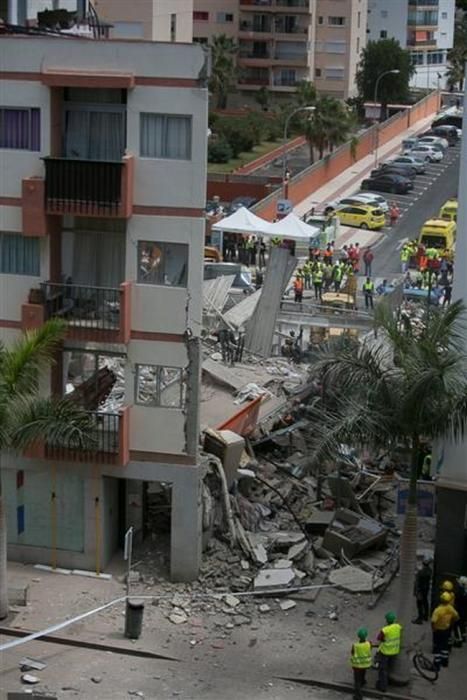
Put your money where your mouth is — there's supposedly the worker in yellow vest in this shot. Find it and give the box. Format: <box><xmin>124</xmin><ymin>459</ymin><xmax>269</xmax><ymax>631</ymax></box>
<box><xmin>350</xmin><ymin>627</ymin><xmax>372</xmax><ymax>700</ymax></box>
<box><xmin>376</xmin><ymin>611</ymin><xmax>402</xmax><ymax>692</ymax></box>
<box><xmin>432</xmin><ymin>592</ymin><xmax>459</xmax><ymax>670</ymax></box>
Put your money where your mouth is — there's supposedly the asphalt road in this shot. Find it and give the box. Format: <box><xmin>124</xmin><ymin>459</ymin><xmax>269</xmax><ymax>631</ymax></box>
<box><xmin>371</xmin><ymin>145</ymin><xmax>461</xmax><ymax>278</ymax></box>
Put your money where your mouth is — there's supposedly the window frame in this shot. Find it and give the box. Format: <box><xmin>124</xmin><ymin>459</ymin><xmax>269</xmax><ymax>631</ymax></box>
<box><xmin>137</xmin><ymin>240</ymin><xmax>189</xmax><ymax>288</ymax></box>
<box><xmin>139</xmin><ymin>112</ymin><xmax>192</xmax><ymax>161</ymax></box>
<box><xmin>135</xmin><ymin>364</ymin><xmax>187</xmax><ymax>409</ymax></box>
<box><xmin>0</xmin><ymin>232</ymin><xmax>40</xmax><ymax>276</ymax></box>
<box><xmin>0</xmin><ymin>106</ymin><xmax>41</xmax><ymax>151</ymax></box>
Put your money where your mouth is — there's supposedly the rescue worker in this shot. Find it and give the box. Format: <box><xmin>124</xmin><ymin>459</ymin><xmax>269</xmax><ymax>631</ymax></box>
<box><xmin>376</xmin><ymin>612</ymin><xmax>402</xmax><ymax>692</ymax></box>
<box><xmin>324</xmin><ymin>243</ymin><xmax>333</xmax><ymax>265</ymax></box>
<box><xmin>303</xmin><ymin>261</ymin><xmax>312</xmax><ymax>290</ymax></box>
<box><xmin>312</xmin><ymin>265</ymin><xmax>324</xmax><ymax>301</ymax></box>
<box><xmin>413</xmin><ymin>556</ymin><xmax>432</xmax><ymax>623</ymax></box>
<box><xmin>432</xmin><ymin>592</ymin><xmax>459</xmax><ymax>670</ymax></box>
<box><xmin>363</xmin><ymin>247</ymin><xmax>374</xmax><ymax>277</ymax></box>
<box><xmin>441</xmin><ymin>579</ymin><xmax>455</xmax><ymax>605</ymax></box>
<box><xmin>400</xmin><ymin>245</ymin><xmax>410</xmax><ymax>274</ymax></box>
<box><xmin>350</xmin><ymin>628</ymin><xmax>372</xmax><ymax>700</ymax></box>
<box><xmin>293</xmin><ymin>274</ymin><xmax>304</xmax><ymax>304</ymax></box>
<box><xmin>333</xmin><ymin>262</ymin><xmax>343</xmax><ymax>292</ymax></box>
<box><xmin>323</xmin><ymin>263</ymin><xmax>333</xmax><ymax>292</ymax></box>
<box><xmin>389</xmin><ymin>202</ymin><xmax>400</xmax><ymax>227</ymax></box>
<box><xmin>363</xmin><ymin>277</ymin><xmax>375</xmax><ymax>310</ymax></box>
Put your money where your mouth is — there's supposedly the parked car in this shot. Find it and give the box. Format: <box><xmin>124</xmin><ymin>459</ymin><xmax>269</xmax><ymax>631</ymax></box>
<box><xmin>333</xmin><ymin>204</ymin><xmax>386</xmax><ymax>230</ymax></box>
<box><xmin>387</xmin><ymin>155</ymin><xmax>426</xmax><ymax>174</ymax></box>
<box><xmin>371</xmin><ymin>166</ymin><xmax>416</xmax><ymax>181</ymax></box>
<box><xmin>402</xmin><ymin>137</ymin><xmax>418</xmax><ymax>151</ymax></box>
<box><xmin>228</xmin><ymin>196</ymin><xmax>258</xmax><ymax>214</ymax></box>
<box><xmin>417</xmin><ymin>135</ymin><xmax>449</xmax><ymax>151</ymax></box>
<box><xmin>404</xmin><ymin>145</ymin><xmax>443</xmax><ymax>162</ymax></box>
<box><xmin>361</xmin><ymin>173</ymin><xmax>413</xmax><ymax>194</ymax></box>
<box><xmin>379</xmin><ymin>162</ymin><xmax>418</xmax><ymax>178</ymax></box>
<box><xmin>432</xmin><ymin>112</ymin><xmax>463</xmax><ymax>131</ymax></box>
<box><xmin>325</xmin><ymin>193</ymin><xmax>389</xmax><ymax>214</ymax></box>
<box><xmin>427</xmin><ymin>125</ymin><xmax>459</xmax><ymax>145</ymax></box>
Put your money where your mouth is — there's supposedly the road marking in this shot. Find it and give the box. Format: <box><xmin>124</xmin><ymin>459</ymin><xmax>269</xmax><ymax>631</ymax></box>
<box><xmin>396</xmin><ymin>237</ymin><xmax>409</xmax><ymax>250</ymax></box>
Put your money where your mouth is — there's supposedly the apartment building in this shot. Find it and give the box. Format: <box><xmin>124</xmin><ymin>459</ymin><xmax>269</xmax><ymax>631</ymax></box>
<box><xmin>0</xmin><ymin>33</ymin><xmax>208</xmax><ymax>580</ymax></box>
<box><xmin>367</xmin><ymin>0</ymin><xmax>456</xmax><ymax>89</ymax></box>
<box><xmin>94</xmin><ymin>0</ymin><xmax>194</xmax><ymax>42</ymax></box>
<box><xmin>193</xmin><ymin>0</ymin><xmax>367</xmax><ymax>100</ymax></box>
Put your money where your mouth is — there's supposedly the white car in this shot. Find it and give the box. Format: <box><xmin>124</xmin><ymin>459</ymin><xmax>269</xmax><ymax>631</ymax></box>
<box><xmin>417</xmin><ymin>135</ymin><xmax>449</xmax><ymax>150</ymax></box>
<box><xmin>325</xmin><ymin>193</ymin><xmax>389</xmax><ymax>214</ymax></box>
<box><xmin>388</xmin><ymin>155</ymin><xmax>426</xmax><ymax>174</ymax></box>
<box><xmin>404</xmin><ymin>145</ymin><xmax>443</xmax><ymax>162</ymax></box>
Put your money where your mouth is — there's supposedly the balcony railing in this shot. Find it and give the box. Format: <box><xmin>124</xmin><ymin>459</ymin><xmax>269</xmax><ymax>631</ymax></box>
<box><xmin>240</xmin><ymin>0</ymin><xmax>309</xmax><ymax>7</ymax></box>
<box><xmin>43</xmin><ymin>155</ymin><xmax>134</xmax><ymax>218</ymax></box>
<box><xmin>36</xmin><ymin>281</ymin><xmax>131</xmax><ymax>343</ymax></box>
<box><xmin>238</xmin><ymin>76</ymin><xmax>270</xmax><ymax>85</ymax></box>
<box><xmin>39</xmin><ymin>407</ymin><xmax>130</xmax><ymax>466</ymax></box>
<box><xmin>240</xmin><ymin>21</ymin><xmax>273</xmax><ymax>33</ymax></box>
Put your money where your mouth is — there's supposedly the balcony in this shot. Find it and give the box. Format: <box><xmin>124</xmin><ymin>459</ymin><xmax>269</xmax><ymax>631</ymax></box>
<box><xmin>239</xmin><ymin>20</ymin><xmax>274</xmax><ymax>38</ymax></box>
<box><xmin>21</xmin><ymin>281</ymin><xmax>131</xmax><ymax>344</ymax></box>
<box><xmin>273</xmin><ymin>51</ymin><xmax>309</xmax><ymax>65</ymax></box>
<box><xmin>43</xmin><ymin>155</ymin><xmax>134</xmax><ymax>219</ymax></box>
<box><xmin>240</xmin><ymin>0</ymin><xmax>310</xmax><ymax>11</ymax></box>
<box><xmin>28</xmin><ymin>407</ymin><xmax>130</xmax><ymax>467</ymax></box>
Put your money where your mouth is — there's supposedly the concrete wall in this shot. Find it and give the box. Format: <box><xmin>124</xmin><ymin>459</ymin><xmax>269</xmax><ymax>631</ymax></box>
<box><xmin>193</xmin><ymin>0</ymin><xmax>238</xmax><ymax>42</ymax></box>
<box><xmin>436</xmin><ymin>0</ymin><xmax>456</xmax><ymax>51</ymax></box>
<box><xmin>95</xmin><ymin>0</ymin><xmax>193</xmax><ymax>42</ymax></box>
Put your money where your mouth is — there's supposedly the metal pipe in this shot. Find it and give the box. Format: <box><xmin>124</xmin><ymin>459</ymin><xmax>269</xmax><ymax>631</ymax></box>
<box><xmin>282</xmin><ymin>106</ymin><xmax>315</xmax><ymax>198</ymax></box>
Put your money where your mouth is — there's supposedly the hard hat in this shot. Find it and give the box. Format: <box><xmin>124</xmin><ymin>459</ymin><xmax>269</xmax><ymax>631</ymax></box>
<box><xmin>441</xmin><ymin>592</ymin><xmax>452</xmax><ymax>604</ymax></box>
<box><xmin>385</xmin><ymin>611</ymin><xmax>396</xmax><ymax>624</ymax></box>
<box><xmin>357</xmin><ymin>627</ymin><xmax>368</xmax><ymax>640</ymax></box>
<box><xmin>441</xmin><ymin>580</ymin><xmax>454</xmax><ymax>592</ymax></box>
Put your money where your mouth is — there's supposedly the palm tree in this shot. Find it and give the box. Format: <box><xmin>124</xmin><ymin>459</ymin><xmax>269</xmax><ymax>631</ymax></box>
<box><xmin>294</xmin><ymin>79</ymin><xmax>316</xmax><ymax>107</ymax></box>
<box><xmin>209</xmin><ymin>34</ymin><xmax>238</xmax><ymax>110</ymax></box>
<box><xmin>300</xmin><ymin>96</ymin><xmax>353</xmax><ymax>163</ymax></box>
<box><xmin>305</xmin><ymin>301</ymin><xmax>467</xmax><ymax>684</ymax></box>
<box><xmin>0</xmin><ymin>319</ymin><xmax>95</xmax><ymax>619</ymax></box>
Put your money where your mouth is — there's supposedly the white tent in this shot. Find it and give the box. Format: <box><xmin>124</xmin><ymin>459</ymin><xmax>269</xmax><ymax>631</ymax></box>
<box><xmin>265</xmin><ymin>213</ymin><xmax>320</xmax><ymax>242</ymax></box>
<box><xmin>211</xmin><ymin>207</ymin><xmax>274</xmax><ymax>236</ymax></box>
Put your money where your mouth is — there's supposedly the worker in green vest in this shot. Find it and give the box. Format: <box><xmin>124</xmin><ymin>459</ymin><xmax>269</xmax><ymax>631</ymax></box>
<box><xmin>400</xmin><ymin>245</ymin><xmax>410</xmax><ymax>273</ymax></box>
<box><xmin>350</xmin><ymin>628</ymin><xmax>372</xmax><ymax>700</ymax></box>
<box><xmin>303</xmin><ymin>260</ymin><xmax>312</xmax><ymax>290</ymax></box>
<box><xmin>312</xmin><ymin>266</ymin><xmax>324</xmax><ymax>301</ymax></box>
<box><xmin>363</xmin><ymin>277</ymin><xmax>375</xmax><ymax>310</ymax></box>
<box><xmin>333</xmin><ymin>262</ymin><xmax>343</xmax><ymax>292</ymax></box>
<box><xmin>376</xmin><ymin>612</ymin><xmax>402</xmax><ymax>692</ymax></box>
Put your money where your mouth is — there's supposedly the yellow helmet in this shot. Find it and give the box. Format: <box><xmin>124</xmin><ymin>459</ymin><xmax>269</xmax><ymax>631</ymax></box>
<box><xmin>441</xmin><ymin>580</ymin><xmax>454</xmax><ymax>592</ymax></box>
<box><xmin>441</xmin><ymin>592</ymin><xmax>452</xmax><ymax>604</ymax></box>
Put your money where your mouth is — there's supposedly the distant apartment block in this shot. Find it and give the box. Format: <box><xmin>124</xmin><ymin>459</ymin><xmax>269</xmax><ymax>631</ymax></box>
<box><xmin>367</xmin><ymin>0</ymin><xmax>456</xmax><ymax>89</ymax></box>
<box><xmin>0</xmin><ymin>32</ymin><xmax>208</xmax><ymax>580</ymax></box>
<box><xmin>193</xmin><ymin>0</ymin><xmax>368</xmax><ymax>100</ymax></box>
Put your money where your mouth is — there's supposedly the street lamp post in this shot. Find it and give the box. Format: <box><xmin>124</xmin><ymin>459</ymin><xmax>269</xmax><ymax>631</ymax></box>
<box><xmin>373</xmin><ymin>69</ymin><xmax>400</xmax><ymax>168</ymax></box>
<box><xmin>282</xmin><ymin>106</ymin><xmax>315</xmax><ymax>199</ymax></box>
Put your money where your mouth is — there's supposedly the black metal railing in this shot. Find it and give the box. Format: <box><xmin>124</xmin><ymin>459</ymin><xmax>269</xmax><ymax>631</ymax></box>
<box><xmin>43</xmin><ymin>157</ymin><xmax>123</xmax><ymax>216</ymax></box>
<box><xmin>41</xmin><ymin>282</ymin><xmax>121</xmax><ymax>333</ymax></box>
<box><xmin>45</xmin><ymin>411</ymin><xmax>120</xmax><ymax>464</ymax></box>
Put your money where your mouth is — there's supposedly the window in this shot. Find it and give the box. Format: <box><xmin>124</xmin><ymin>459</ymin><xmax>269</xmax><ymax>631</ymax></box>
<box><xmin>325</xmin><ymin>67</ymin><xmax>345</xmax><ymax>80</ymax></box>
<box><xmin>380</xmin><ymin>30</ymin><xmax>387</xmax><ymax>38</ymax></box>
<box><xmin>193</xmin><ymin>11</ymin><xmax>209</xmax><ymax>21</ymax></box>
<box><xmin>194</xmin><ymin>37</ymin><xmax>208</xmax><ymax>44</ymax></box>
<box><xmin>0</xmin><ymin>233</ymin><xmax>40</xmax><ymax>276</ymax></box>
<box><xmin>140</xmin><ymin>113</ymin><xmax>192</xmax><ymax>160</ymax></box>
<box><xmin>357</xmin><ymin>11</ymin><xmax>361</xmax><ymax>28</ymax></box>
<box><xmin>137</xmin><ymin>241</ymin><xmax>188</xmax><ymax>287</ymax></box>
<box><xmin>427</xmin><ymin>51</ymin><xmax>443</xmax><ymax>64</ymax></box>
<box><xmin>411</xmin><ymin>52</ymin><xmax>424</xmax><ymax>65</ymax></box>
<box><xmin>170</xmin><ymin>13</ymin><xmax>177</xmax><ymax>41</ymax></box>
<box><xmin>328</xmin><ymin>16</ymin><xmax>345</xmax><ymax>26</ymax></box>
<box><xmin>441</xmin><ymin>12</ymin><xmax>447</xmax><ymax>20</ymax></box>
<box><xmin>325</xmin><ymin>41</ymin><xmax>346</xmax><ymax>53</ymax></box>
<box><xmin>217</xmin><ymin>12</ymin><xmax>234</xmax><ymax>23</ymax></box>
<box><xmin>136</xmin><ymin>365</ymin><xmax>186</xmax><ymax>409</ymax></box>
<box><xmin>318</xmin><ymin>16</ymin><xmax>323</xmax><ymax>24</ymax></box>
<box><xmin>0</xmin><ymin>108</ymin><xmax>40</xmax><ymax>151</ymax></box>
<box><xmin>315</xmin><ymin>67</ymin><xmax>322</xmax><ymax>77</ymax></box>
<box><xmin>357</xmin><ymin>36</ymin><xmax>360</xmax><ymax>53</ymax></box>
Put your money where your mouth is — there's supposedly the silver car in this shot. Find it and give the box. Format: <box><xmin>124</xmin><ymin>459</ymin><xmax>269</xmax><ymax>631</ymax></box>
<box><xmin>387</xmin><ymin>155</ymin><xmax>426</xmax><ymax>174</ymax></box>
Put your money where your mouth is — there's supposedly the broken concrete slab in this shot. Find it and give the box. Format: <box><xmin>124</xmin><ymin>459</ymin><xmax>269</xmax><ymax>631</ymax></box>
<box><xmin>301</xmin><ymin>551</ymin><xmax>315</xmax><ymax>575</ymax></box>
<box><xmin>252</xmin><ymin>544</ymin><xmax>268</xmax><ymax>566</ymax></box>
<box><xmin>279</xmin><ymin>599</ymin><xmax>297</xmax><ymax>611</ymax></box>
<box><xmin>273</xmin><ymin>559</ymin><xmax>293</xmax><ymax>569</ymax></box>
<box><xmin>323</xmin><ymin>508</ymin><xmax>387</xmax><ymax>559</ymax></box>
<box><xmin>168</xmin><ymin>609</ymin><xmax>188</xmax><ymax>625</ymax></box>
<box><xmin>8</xmin><ymin>585</ymin><xmax>29</xmax><ymax>606</ymax></box>
<box><xmin>329</xmin><ymin>565</ymin><xmax>384</xmax><ymax>593</ymax></box>
<box><xmin>271</xmin><ymin>532</ymin><xmax>306</xmax><ymax>548</ymax></box>
<box><xmin>19</xmin><ymin>658</ymin><xmax>47</xmax><ymax>672</ymax></box>
<box><xmin>287</xmin><ymin>540</ymin><xmax>308</xmax><ymax>561</ymax></box>
<box><xmin>254</xmin><ymin>568</ymin><xmax>295</xmax><ymax>591</ymax></box>
<box><xmin>258</xmin><ymin>604</ymin><xmax>271</xmax><ymax>613</ymax></box>
<box><xmin>224</xmin><ymin>594</ymin><xmax>240</xmax><ymax>609</ymax></box>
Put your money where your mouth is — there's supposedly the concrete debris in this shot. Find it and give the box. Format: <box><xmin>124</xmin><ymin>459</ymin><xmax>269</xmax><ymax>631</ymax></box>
<box><xmin>19</xmin><ymin>658</ymin><xmax>47</xmax><ymax>672</ymax></box>
<box><xmin>21</xmin><ymin>674</ymin><xmax>40</xmax><ymax>684</ymax></box>
<box><xmin>254</xmin><ymin>568</ymin><xmax>295</xmax><ymax>591</ymax></box>
<box><xmin>171</xmin><ymin>593</ymin><xmax>188</xmax><ymax>608</ymax></box>
<box><xmin>329</xmin><ymin>565</ymin><xmax>384</xmax><ymax>593</ymax></box>
<box><xmin>168</xmin><ymin>610</ymin><xmax>188</xmax><ymax>625</ymax></box>
<box><xmin>323</xmin><ymin>508</ymin><xmax>388</xmax><ymax>558</ymax></box>
<box><xmin>273</xmin><ymin>559</ymin><xmax>293</xmax><ymax>569</ymax></box>
<box><xmin>252</xmin><ymin>544</ymin><xmax>268</xmax><ymax>565</ymax></box>
<box><xmin>279</xmin><ymin>599</ymin><xmax>297</xmax><ymax>611</ymax></box>
<box><xmin>224</xmin><ymin>594</ymin><xmax>241</xmax><ymax>608</ymax></box>
<box><xmin>287</xmin><ymin>540</ymin><xmax>309</xmax><ymax>561</ymax></box>
<box><xmin>258</xmin><ymin>604</ymin><xmax>271</xmax><ymax>613</ymax></box>
<box><xmin>301</xmin><ymin>551</ymin><xmax>315</xmax><ymax>575</ymax></box>
<box><xmin>271</xmin><ymin>532</ymin><xmax>306</xmax><ymax>547</ymax></box>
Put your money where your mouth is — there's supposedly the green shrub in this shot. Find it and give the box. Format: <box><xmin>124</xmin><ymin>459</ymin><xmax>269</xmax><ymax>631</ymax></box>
<box><xmin>208</xmin><ymin>137</ymin><xmax>233</xmax><ymax>163</ymax></box>
<box><xmin>215</xmin><ymin>117</ymin><xmax>255</xmax><ymax>156</ymax></box>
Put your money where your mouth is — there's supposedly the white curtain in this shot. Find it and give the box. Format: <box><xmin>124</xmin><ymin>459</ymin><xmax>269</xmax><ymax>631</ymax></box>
<box><xmin>72</xmin><ymin>230</ymin><xmax>125</xmax><ymax>288</ymax></box>
<box><xmin>140</xmin><ymin>113</ymin><xmax>191</xmax><ymax>159</ymax></box>
<box><xmin>64</xmin><ymin>108</ymin><xmax>125</xmax><ymax>161</ymax></box>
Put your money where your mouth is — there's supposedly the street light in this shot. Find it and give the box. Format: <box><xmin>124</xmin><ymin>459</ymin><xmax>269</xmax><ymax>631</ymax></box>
<box><xmin>373</xmin><ymin>69</ymin><xmax>400</xmax><ymax>168</ymax></box>
<box><xmin>282</xmin><ymin>106</ymin><xmax>315</xmax><ymax>198</ymax></box>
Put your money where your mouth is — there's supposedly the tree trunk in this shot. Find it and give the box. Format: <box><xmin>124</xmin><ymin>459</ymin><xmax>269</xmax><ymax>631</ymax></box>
<box><xmin>308</xmin><ymin>141</ymin><xmax>315</xmax><ymax>164</ymax></box>
<box><xmin>0</xmin><ymin>468</ymin><xmax>8</xmax><ymax>619</ymax></box>
<box><xmin>390</xmin><ymin>439</ymin><xmax>419</xmax><ymax>686</ymax></box>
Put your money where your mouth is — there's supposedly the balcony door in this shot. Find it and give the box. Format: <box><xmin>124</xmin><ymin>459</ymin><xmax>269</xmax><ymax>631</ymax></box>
<box><xmin>63</xmin><ymin>103</ymin><xmax>126</xmax><ymax>161</ymax></box>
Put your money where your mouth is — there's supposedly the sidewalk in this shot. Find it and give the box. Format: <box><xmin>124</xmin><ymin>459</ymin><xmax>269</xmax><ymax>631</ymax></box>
<box><xmin>293</xmin><ymin>113</ymin><xmax>436</xmax><ymax>250</ymax></box>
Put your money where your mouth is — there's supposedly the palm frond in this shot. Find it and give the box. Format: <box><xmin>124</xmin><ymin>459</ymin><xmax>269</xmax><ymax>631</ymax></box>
<box><xmin>0</xmin><ymin>319</ymin><xmax>66</xmax><ymax>398</ymax></box>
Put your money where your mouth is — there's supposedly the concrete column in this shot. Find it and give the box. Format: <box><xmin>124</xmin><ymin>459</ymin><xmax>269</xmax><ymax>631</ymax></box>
<box><xmin>8</xmin><ymin>0</ymin><xmax>18</xmax><ymax>23</ymax></box>
<box><xmin>170</xmin><ymin>466</ymin><xmax>201</xmax><ymax>581</ymax></box>
<box><xmin>434</xmin><ymin>68</ymin><xmax>467</xmax><ymax>579</ymax></box>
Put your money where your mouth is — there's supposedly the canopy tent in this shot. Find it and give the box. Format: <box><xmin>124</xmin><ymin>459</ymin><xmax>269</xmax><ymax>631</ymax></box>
<box><xmin>211</xmin><ymin>207</ymin><xmax>274</xmax><ymax>236</ymax></box>
<box><xmin>265</xmin><ymin>213</ymin><xmax>320</xmax><ymax>242</ymax></box>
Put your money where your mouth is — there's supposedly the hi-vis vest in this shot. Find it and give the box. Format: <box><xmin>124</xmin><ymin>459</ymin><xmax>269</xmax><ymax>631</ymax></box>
<box><xmin>350</xmin><ymin>641</ymin><xmax>372</xmax><ymax>669</ymax></box>
<box><xmin>379</xmin><ymin>623</ymin><xmax>402</xmax><ymax>656</ymax></box>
